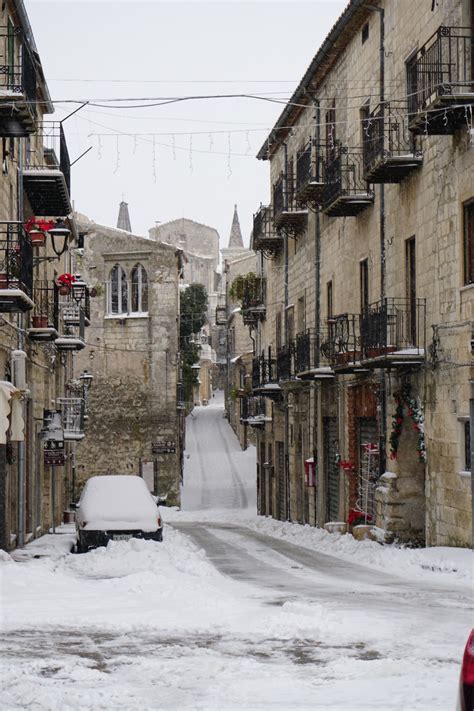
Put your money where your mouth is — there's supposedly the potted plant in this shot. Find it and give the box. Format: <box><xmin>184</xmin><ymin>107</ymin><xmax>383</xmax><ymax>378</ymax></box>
<box><xmin>56</xmin><ymin>273</ymin><xmax>76</xmax><ymax>296</ymax></box>
<box><xmin>31</xmin><ymin>314</ymin><xmax>49</xmax><ymax>328</ymax></box>
<box><xmin>24</xmin><ymin>217</ymin><xmax>54</xmax><ymax>247</ymax></box>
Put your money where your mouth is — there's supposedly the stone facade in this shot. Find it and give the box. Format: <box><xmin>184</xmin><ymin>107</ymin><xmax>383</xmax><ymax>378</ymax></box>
<box><xmin>0</xmin><ymin>0</ymin><xmax>88</xmax><ymax>550</ymax></box>
<box><xmin>251</xmin><ymin>0</ymin><xmax>474</xmax><ymax>546</ymax></box>
<box><xmin>73</xmin><ymin>216</ymin><xmax>183</xmax><ymax>504</ymax></box>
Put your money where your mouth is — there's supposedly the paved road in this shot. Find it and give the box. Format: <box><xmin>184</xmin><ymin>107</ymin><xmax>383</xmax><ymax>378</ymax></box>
<box><xmin>175</xmin><ymin>397</ymin><xmax>471</xmax><ymax>644</ymax></box>
<box><xmin>181</xmin><ymin>395</ymin><xmax>255</xmax><ymax>511</ymax></box>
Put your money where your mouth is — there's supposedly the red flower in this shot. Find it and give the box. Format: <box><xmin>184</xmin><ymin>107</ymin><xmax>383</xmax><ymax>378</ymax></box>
<box><xmin>56</xmin><ymin>273</ymin><xmax>76</xmax><ymax>287</ymax></box>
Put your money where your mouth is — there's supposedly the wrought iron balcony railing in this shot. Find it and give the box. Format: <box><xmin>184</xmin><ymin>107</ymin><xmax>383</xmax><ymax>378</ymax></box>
<box><xmin>362</xmin><ymin>103</ymin><xmax>423</xmax><ymax>183</ymax></box>
<box><xmin>28</xmin><ymin>280</ymin><xmax>59</xmax><ymax>340</ymax></box>
<box><xmin>252</xmin><ymin>348</ymin><xmax>278</xmax><ymax>392</ymax></box>
<box><xmin>242</xmin><ymin>276</ymin><xmax>266</xmax><ymax>325</ymax></box>
<box><xmin>407</xmin><ymin>26</ymin><xmax>474</xmax><ymax>135</ymax></box>
<box><xmin>251</xmin><ymin>204</ymin><xmax>283</xmax><ymax>257</ymax></box>
<box><xmin>0</xmin><ymin>26</ymin><xmax>37</xmax><ymax>136</ymax></box>
<box><xmin>0</xmin><ymin>222</ymin><xmax>33</xmax><ymax>312</ymax></box>
<box><xmin>57</xmin><ymin>397</ymin><xmax>85</xmax><ymax>441</ymax></box>
<box><xmin>323</xmin><ymin>145</ymin><xmax>374</xmax><ymax>217</ymax></box>
<box><xmin>272</xmin><ymin>175</ymin><xmax>308</xmax><ymax>236</ymax></box>
<box><xmin>294</xmin><ymin>328</ymin><xmax>335</xmax><ymax>380</ymax></box>
<box><xmin>240</xmin><ymin>395</ymin><xmax>268</xmax><ymax>426</ymax></box>
<box><xmin>295</xmin><ymin>141</ymin><xmax>326</xmax><ymax>206</ymax></box>
<box><xmin>23</xmin><ymin>122</ymin><xmax>72</xmax><ymax>217</ymax></box>
<box><xmin>360</xmin><ymin>297</ymin><xmax>426</xmax><ymax>367</ymax></box>
<box><xmin>215</xmin><ymin>305</ymin><xmax>227</xmax><ymax>325</ymax></box>
<box><xmin>276</xmin><ymin>342</ymin><xmax>295</xmax><ymax>381</ymax></box>
<box><xmin>326</xmin><ymin>313</ymin><xmax>365</xmax><ymax>372</ymax></box>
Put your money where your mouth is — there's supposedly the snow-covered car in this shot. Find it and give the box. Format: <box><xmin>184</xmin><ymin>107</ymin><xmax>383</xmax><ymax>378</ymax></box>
<box><xmin>457</xmin><ymin>629</ymin><xmax>474</xmax><ymax>711</ymax></box>
<box><xmin>75</xmin><ymin>475</ymin><xmax>163</xmax><ymax>552</ymax></box>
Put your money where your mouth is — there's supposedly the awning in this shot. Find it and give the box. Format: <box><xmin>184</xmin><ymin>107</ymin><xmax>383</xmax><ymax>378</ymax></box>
<box><xmin>0</xmin><ymin>381</ymin><xmax>24</xmax><ymax>444</ymax></box>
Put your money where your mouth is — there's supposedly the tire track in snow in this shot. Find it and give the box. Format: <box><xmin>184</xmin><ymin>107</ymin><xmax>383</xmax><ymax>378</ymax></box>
<box><xmin>185</xmin><ymin>408</ymin><xmax>210</xmax><ymax>510</ymax></box>
<box><xmin>216</xmin><ymin>412</ymin><xmax>248</xmax><ymax>510</ymax></box>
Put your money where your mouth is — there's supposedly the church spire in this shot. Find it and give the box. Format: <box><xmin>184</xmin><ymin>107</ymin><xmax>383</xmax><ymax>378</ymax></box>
<box><xmin>228</xmin><ymin>204</ymin><xmax>243</xmax><ymax>248</ymax></box>
<box><xmin>117</xmin><ymin>200</ymin><xmax>132</xmax><ymax>232</ymax></box>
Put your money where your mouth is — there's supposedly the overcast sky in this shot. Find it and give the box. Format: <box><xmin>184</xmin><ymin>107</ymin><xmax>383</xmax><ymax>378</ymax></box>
<box><xmin>26</xmin><ymin>0</ymin><xmax>346</xmax><ymax>247</ymax></box>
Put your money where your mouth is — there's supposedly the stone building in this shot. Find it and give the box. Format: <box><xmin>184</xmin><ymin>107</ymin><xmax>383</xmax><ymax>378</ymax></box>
<box><xmin>150</xmin><ymin>217</ymin><xmax>223</xmax><ymax>398</ymax></box>
<box><xmin>74</xmin><ymin>209</ymin><xmax>184</xmax><ymax>504</ymax></box>
<box><xmin>250</xmin><ymin>0</ymin><xmax>474</xmax><ymax>546</ymax></box>
<box><xmin>0</xmin><ymin>0</ymin><xmax>88</xmax><ymax>550</ymax></box>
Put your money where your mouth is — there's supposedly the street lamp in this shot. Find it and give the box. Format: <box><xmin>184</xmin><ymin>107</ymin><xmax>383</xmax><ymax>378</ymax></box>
<box><xmin>71</xmin><ymin>275</ymin><xmax>88</xmax><ymax>304</ymax></box>
<box><xmin>48</xmin><ymin>219</ymin><xmax>71</xmax><ymax>258</ymax></box>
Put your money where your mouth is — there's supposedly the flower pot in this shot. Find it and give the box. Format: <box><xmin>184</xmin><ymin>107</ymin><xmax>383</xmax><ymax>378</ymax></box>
<box><xmin>0</xmin><ymin>273</ymin><xmax>8</xmax><ymax>289</ymax></box>
<box><xmin>32</xmin><ymin>315</ymin><xmax>48</xmax><ymax>329</ymax></box>
<box><xmin>58</xmin><ymin>285</ymin><xmax>70</xmax><ymax>296</ymax></box>
<box><xmin>30</xmin><ymin>231</ymin><xmax>46</xmax><ymax>247</ymax></box>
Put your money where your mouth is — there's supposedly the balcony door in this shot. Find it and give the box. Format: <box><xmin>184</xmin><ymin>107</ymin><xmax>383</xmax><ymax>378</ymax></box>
<box><xmin>406</xmin><ymin>237</ymin><xmax>416</xmax><ymax>345</ymax></box>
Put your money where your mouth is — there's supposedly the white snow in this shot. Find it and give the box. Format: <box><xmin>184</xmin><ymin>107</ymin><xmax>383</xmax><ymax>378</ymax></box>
<box><xmin>77</xmin><ymin>475</ymin><xmax>160</xmax><ymax>531</ymax></box>
<box><xmin>1</xmin><ymin>392</ymin><xmax>472</xmax><ymax>711</ymax></box>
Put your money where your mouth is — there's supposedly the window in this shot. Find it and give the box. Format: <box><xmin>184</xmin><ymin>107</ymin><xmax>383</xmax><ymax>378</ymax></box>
<box><xmin>286</xmin><ymin>306</ymin><xmax>294</xmax><ymax>343</ymax></box>
<box><xmin>464</xmin><ymin>421</ymin><xmax>471</xmax><ymax>471</ymax></box>
<box><xmin>131</xmin><ymin>263</ymin><xmax>148</xmax><ymax>313</ymax></box>
<box><xmin>109</xmin><ymin>264</ymin><xmax>128</xmax><ymax>314</ymax></box>
<box><xmin>362</xmin><ymin>22</ymin><xmax>369</xmax><ymax>44</ymax></box>
<box><xmin>297</xmin><ymin>296</ymin><xmax>305</xmax><ymax>334</ymax></box>
<box><xmin>327</xmin><ymin>281</ymin><xmax>333</xmax><ymax>320</ymax></box>
<box><xmin>406</xmin><ymin>237</ymin><xmax>416</xmax><ymax>343</ymax></box>
<box><xmin>464</xmin><ymin>200</ymin><xmax>474</xmax><ymax>285</ymax></box>
<box><xmin>276</xmin><ymin>311</ymin><xmax>282</xmax><ymax>349</ymax></box>
<box><xmin>406</xmin><ymin>53</ymin><xmax>418</xmax><ymax>117</ymax></box>
<box><xmin>360</xmin><ymin>259</ymin><xmax>369</xmax><ymax>312</ymax></box>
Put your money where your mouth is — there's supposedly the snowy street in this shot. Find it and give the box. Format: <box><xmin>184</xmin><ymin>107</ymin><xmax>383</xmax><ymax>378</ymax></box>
<box><xmin>1</xmin><ymin>394</ymin><xmax>473</xmax><ymax>710</ymax></box>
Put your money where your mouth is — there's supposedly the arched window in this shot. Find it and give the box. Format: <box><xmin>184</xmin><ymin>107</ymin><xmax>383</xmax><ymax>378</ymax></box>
<box><xmin>110</xmin><ymin>264</ymin><xmax>128</xmax><ymax>314</ymax></box>
<box><xmin>131</xmin><ymin>264</ymin><xmax>148</xmax><ymax>313</ymax></box>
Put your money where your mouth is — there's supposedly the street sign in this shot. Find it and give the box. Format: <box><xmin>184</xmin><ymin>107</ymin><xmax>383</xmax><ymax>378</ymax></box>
<box><xmin>44</xmin><ymin>440</ymin><xmax>65</xmax><ymax>466</ymax></box>
<box><xmin>152</xmin><ymin>440</ymin><xmax>176</xmax><ymax>454</ymax></box>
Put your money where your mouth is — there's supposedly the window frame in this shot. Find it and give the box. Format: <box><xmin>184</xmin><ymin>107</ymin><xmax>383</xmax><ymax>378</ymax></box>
<box><xmin>131</xmin><ymin>263</ymin><xmax>148</xmax><ymax>314</ymax></box>
<box><xmin>463</xmin><ymin>199</ymin><xmax>474</xmax><ymax>286</ymax></box>
<box><xmin>109</xmin><ymin>264</ymin><xmax>128</xmax><ymax>315</ymax></box>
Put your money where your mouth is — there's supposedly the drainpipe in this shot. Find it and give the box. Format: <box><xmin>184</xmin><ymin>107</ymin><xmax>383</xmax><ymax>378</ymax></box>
<box><xmin>313</xmin><ymin>98</ymin><xmax>322</xmax><ymax>523</ymax></box>
<box><xmin>17</xmin><ymin>136</ymin><xmax>26</xmax><ymax>548</ymax></box>
<box><xmin>365</xmin><ymin>3</ymin><xmax>387</xmax><ymax>476</ymax></box>
<box><xmin>282</xmin><ymin>143</ymin><xmax>291</xmax><ymax>519</ymax></box>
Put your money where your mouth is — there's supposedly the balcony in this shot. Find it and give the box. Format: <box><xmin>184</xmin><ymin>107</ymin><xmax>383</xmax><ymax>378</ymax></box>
<box><xmin>276</xmin><ymin>342</ymin><xmax>295</xmax><ymax>383</ymax></box>
<box><xmin>252</xmin><ymin>348</ymin><xmax>281</xmax><ymax>399</ymax></box>
<box><xmin>0</xmin><ymin>222</ymin><xmax>33</xmax><ymax>312</ymax></box>
<box><xmin>27</xmin><ymin>280</ymin><xmax>58</xmax><ymax>341</ymax></box>
<box><xmin>240</xmin><ymin>395</ymin><xmax>270</xmax><ymax>428</ymax></box>
<box><xmin>272</xmin><ymin>176</ymin><xmax>308</xmax><ymax>236</ymax></box>
<box><xmin>295</xmin><ymin>328</ymin><xmax>335</xmax><ymax>380</ymax></box>
<box><xmin>57</xmin><ymin>397</ymin><xmax>85</xmax><ymax>441</ymax></box>
<box><xmin>326</xmin><ymin>314</ymin><xmax>369</xmax><ymax>374</ymax></box>
<box><xmin>408</xmin><ymin>26</ymin><xmax>474</xmax><ymax>135</ymax></box>
<box><xmin>295</xmin><ymin>141</ymin><xmax>325</xmax><ymax>207</ymax></box>
<box><xmin>23</xmin><ymin>123</ymin><xmax>72</xmax><ymax>217</ymax></box>
<box><xmin>242</xmin><ymin>276</ymin><xmax>266</xmax><ymax>326</ymax></box>
<box><xmin>0</xmin><ymin>27</ymin><xmax>37</xmax><ymax>136</ymax></box>
<box><xmin>363</xmin><ymin>103</ymin><xmax>423</xmax><ymax>183</ymax></box>
<box><xmin>215</xmin><ymin>305</ymin><xmax>227</xmax><ymax>325</ymax></box>
<box><xmin>251</xmin><ymin>204</ymin><xmax>283</xmax><ymax>257</ymax></box>
<box><xmin>360</xmin><ymin>298</ymin><xmax>426</xmax><ymax>368</ymax></box>
<box><xmin>323</xmin><ymin>146</ymin><xmax>374</xmax><ymax>217</ymax></box>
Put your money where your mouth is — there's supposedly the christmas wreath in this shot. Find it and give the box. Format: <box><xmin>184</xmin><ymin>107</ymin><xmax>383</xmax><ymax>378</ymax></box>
<box><xmin>389</xmin><ymin>384</ymin><xmax>426</xmax><ymax>464</ymax></box>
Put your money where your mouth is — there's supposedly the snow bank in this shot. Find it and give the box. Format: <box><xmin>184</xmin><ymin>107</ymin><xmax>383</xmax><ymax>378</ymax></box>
<box><xmin>165</xmin><ymin>508</ymin><xmax>473</xmax><ymax>585</ymax></box>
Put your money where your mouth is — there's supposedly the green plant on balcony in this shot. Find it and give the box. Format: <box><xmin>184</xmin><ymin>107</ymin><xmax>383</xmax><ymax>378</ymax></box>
<box><xmin>229</xmin><ymin>272</ymin><xmax>263</xmax><ymax>308</ymax></box>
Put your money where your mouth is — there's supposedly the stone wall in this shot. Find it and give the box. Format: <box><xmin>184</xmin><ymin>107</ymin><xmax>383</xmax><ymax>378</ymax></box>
<box><xmin>74</xmin><ymin>219</ymin><xmax>182</xmax><ymax>505</ymax></box>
